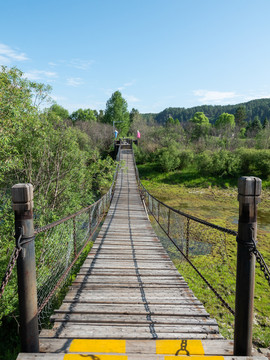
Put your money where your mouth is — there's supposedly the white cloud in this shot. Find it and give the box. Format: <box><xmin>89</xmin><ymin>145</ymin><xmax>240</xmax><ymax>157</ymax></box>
<box><xmin>0</xmin><ymin>43</ymin><xmax>28</xmax><ymax>65</ymax></box>
<box><xmin>66</xmin><ymin>77</ymin><xmax>84</xmax><ymax>87</ymax></box>
<box><xmin>118</xmin><ymin>80</ymin><xmax>136</xmax><ymax>91</ymax></box>
<box><xmin>69</xmin><ymin>59</ymin><xmax>94</xmax><ymax>70</ymax></box>
<box><xmin>241</xmin><ymin>92</ymin><xmax>270</xmax><ymax>102</ymax></box>
<box><xmin>194</xmin><ymin>89</ymin><xmax>270</xmax><ymax>105</ymax></box>
<box><xmin>23</xmin><ymin>70</ymin><xmax>58</xmax><ymax>81</ymax></box>
<box><xmin>193</xmin><ymin>89</ymin><xmax>238</xmax><ymax>104</ymax></box>
<box><xmin>51</xmin><ymin>95</ymin><xmax>68</xmax><ymax>102</ymax></box>
<box><xmin>125</xmin><ymin>94</ymin><xmax>140</xmax><ymax>103</ymax></box>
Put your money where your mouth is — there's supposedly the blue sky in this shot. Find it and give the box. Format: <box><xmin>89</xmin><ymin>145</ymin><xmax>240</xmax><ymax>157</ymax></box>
<box><xmin>1</xmin><ymin>0</ymin><xmax>270</xmax><ymax>113</ymax></box>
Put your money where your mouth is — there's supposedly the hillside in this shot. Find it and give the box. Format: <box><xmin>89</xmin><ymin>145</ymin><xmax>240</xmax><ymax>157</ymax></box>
<box><xmin>142</xmin><ymin>98</ymin><xmax>270</xmax><ymax>124</ymax></box>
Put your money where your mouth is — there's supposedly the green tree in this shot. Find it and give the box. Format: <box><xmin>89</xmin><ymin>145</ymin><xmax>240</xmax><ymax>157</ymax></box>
<box><xmin>103</xmin><ymin>91</ymin><xmax>130</xmax><ymax>136</ymax></box>
<box><xmin>215</xmin><ymin>113</ymin><xmax>235</xmax><ymax>130</ymax></box>
<box><xmin>246</xmin><ymin>116</ymin><xmax>262</xmax><ymax>137</ymax></box>
<box><xmin>252</xmin><ymin>116</ymin><xmax>262</xmax><ymax>132</ymax></box>
<box><xmin>93</xmin><ymin>109</ymin><xmax>104</xmax><ymax>122</ymax></box>
<box><xmin>190</xmin><ymin>111</ymin><xmax>209</xmax><ymax>125</ymax></box>
<box><xmin>70</xmin><ymin>108</ymin><xmax>97</xmax><ymax>123</ymax></box>
<box><xmin>47</xmin><ymin>104</ymin><xmax>69</xmax><ymax>120</ymax></box>
<box><xmin>235</xmin><ymin>106</ymin><xmax>246</xmax><ymax>128</ymax></box>
<box><xmin>263</xmin><ymin>117</ymin><xmax>269</xmax><ymax>129</ymax></box>
<box><xmin>188</xmin><ymin>112</ymin><xmax>210</xmax><ymax>140</ymax></box>
<box><xmin>130</xmin><ymin>108</ymin><xmax>141</xmax><ymax>124</ymax></box>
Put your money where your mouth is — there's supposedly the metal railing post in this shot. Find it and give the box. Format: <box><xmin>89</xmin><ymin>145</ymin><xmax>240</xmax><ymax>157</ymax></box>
<box><xmin>168</xmin><ymin>208</ymin><xmax>171</xmax><ymax>236</ymax></box>
<box><xmin>234</xmin><ymin>176</ymin><xmax>261</xmax><ymax>356</ymax></box>
<box><xmin>12</xmin><ymin>183</ymin><xmax>39</xmax><ymax>353</ymax></box>
<box><xmin>89</xmin><ymin>208</ymin><xmax>92</xmax><ymax>235</ymax></box>
<box><xmin>186</xmin><ymin>218</ymin><xmax>190</xmax><ymax>259</ymax></box>
<box><xmin>73</xmin><ymin>218</ymin><xmax>77</xmax><ymax>258</ymax></box>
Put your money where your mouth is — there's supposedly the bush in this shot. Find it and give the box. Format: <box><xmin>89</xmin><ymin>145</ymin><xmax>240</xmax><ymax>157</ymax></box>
<box><xmin>236</xmin><ymin>148</ymin><xmax>270</xmax><ymax>178</ymax></box>
<box><xmin>157</xmin><ymin>143</ymin><xmax>181</xmax><ymax>172</ymax></box>
<box><xmin>133</xmin><ymin>145</ymin><xmax>150</xmax><ymax>164</ymax></box>
<box><xmin>195</xmin><ymin>150</ymin><xmax>240</xmax><ymax>177</ymax></box>
<box><xmin>195</xmin><ymin>151</ymin><xmax>213</xmax><ymax>176</ymax></box>
<box><xmin>211</xmin><ymin>150</ymin><xmax>240</xmax><ymax>177</ymax></box>
<box><xmin>179</xmin><ymin>150</ymin><xmax>194</xmax><ymax>169</ymax></box>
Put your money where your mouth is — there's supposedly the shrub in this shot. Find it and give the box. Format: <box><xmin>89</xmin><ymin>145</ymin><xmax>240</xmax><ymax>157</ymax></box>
<box><xmin>195</xmin><ymin>151</ymin><xmax>213</xmax><ymax>176</ymax></box>
<box><xmin>133</xmin><ymin>145</ymin><xmax>149</xmax><ymax>164</ymax></box>
<box><xmin>157</xmin><ymin>144</ymin><xmax>181</xmax><ymax>172</ymax></box>
<box><xmin>195</xmin><ymin>150</ymin><xmax>240</xmax><ymax>177</ymax></box>
<box><xmin>179</xmin><ymin>150</ymin><xmax>194</xmax><ymax>169</ymax></box>
<box><xmin>211</xmin><ymin>150</ymin><xmax>240</xmax><ymax>177</ymax></box>
<box><xmin>236</xmin><ymin>148</ymin><xmax>270</xmax><ymax>178</ymax></box>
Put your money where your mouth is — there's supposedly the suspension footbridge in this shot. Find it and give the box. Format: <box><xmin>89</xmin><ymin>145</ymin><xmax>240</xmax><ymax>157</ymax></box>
<box><xmin>17</xmin><ymin>148</ymin><xmax>230</xmax><ymax>359</ymax></box>
<box><xmin>1</xmin><ymin>142</ymin><xmax>269</xmax><ymax>360</ymax></box>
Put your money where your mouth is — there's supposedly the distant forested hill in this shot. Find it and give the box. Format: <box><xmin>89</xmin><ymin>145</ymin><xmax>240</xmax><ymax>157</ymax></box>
<box><xmin>142</xmin><ymin>98</ymin><xmax>270</xmax><ymax>124</ymax></box>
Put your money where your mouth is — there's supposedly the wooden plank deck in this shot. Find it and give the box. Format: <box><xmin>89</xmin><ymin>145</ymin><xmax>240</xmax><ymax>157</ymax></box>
<box><xmin>18</xmin><ymin>148</ymin><xmax>266</xmax><ymax>359</ymax></box>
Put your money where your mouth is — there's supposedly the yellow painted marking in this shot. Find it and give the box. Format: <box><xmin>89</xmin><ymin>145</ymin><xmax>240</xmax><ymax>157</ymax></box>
<box><xmin>64</xmin><ymin>355</ymin><xmax>127</xmax><ymax>360</ymax></box>
<box><xmin>156</xmin><ymin>340</ymin><xmax>205</xmax><ymax>355</ymax></box>
<box><xmin>165</xmin><ymin>357</ymin><xmax>224</xmax><ymax>360</ymax></box>
<box><xmin>69</xmin><ymin>339</ymin><xmax>126</xmax><ymax>353</ymax></box>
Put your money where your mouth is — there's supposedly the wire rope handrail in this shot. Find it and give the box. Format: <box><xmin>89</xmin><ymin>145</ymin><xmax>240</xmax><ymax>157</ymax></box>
<box><xmin>139</xmin><ymin>181</ymin><xmax>237</xmax><ymax>235</ymax></box>
<box><xmin>132</xmin><ymin>148</ymin><xmax>270</xmax><ymax>341</ymax></box>
<box><xmin>0</xmin><ymin>145</ymin><xmax>121</xmax><ymax>329</ymax></box>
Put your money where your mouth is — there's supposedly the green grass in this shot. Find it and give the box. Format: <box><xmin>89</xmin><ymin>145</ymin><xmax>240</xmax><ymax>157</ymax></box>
<box><xmin>138</xmin><ymin>162</ymin><xmax>238</xmax><ymax>188</ymax></box>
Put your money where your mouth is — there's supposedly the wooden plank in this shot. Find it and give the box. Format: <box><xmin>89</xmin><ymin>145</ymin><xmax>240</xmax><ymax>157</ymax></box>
<box><xmin>55</xmin><ymin>303</ymin><xmax>209</xmax><ymax>316</ymax></box>
<box><xmin>51</xmin><ymin>323</ymin><xmax>220</xmax><ymax>334</ymax></box>
<box><xmin>39</xmin><ymin>339</ymin><xmax>235</xmax><ymax>355</ymax></box>
<box><xmin>40</xmin><ymin>328</ymin><xmax>223</xmax><ymax>340</ymax></box>
<box><xmin>16</xmin><ymin>355</ymin><xmax>268</xmax><ymax>360</ymax></box>
<box><xmin>50</xmin><ymin>314</ymin><xmax>217</xmax><ymax>325</ymax></box>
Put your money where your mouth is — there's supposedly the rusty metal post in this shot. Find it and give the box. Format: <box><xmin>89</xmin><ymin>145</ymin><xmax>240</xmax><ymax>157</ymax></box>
<box><xmin>89</xmin><ymin>208</ymin><xmax>92</xmax><ymax>235</ymax></box>
<box><xmin>168</xmin><ymin>209</ymin><xmax>171</xmax><ymax>236</ymax></box>
<box><xmin>186</xmin><ymin>218</ymin><xmax>190</xmax><ymax>259</ymax></box>
<box><xmin>12</xmin><ymin>183</ymin><xmax>39</xmax><ymax>353</ymax></box>
<box><xmin>234</xmin><ymin>176</ymin><xmax>261</xmax><ymax>356</ymax></box>
<box><xmin>73</xmin><ymin>218</ymin><xmax>77</xmax><ymax>258</ymax></box>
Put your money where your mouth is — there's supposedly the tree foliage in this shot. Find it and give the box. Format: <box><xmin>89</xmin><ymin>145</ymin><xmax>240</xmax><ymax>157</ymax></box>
<box><xmin>143</xmin><ymin>98</ymin><xmax>270</xmax><ymax>125</ymax></box>
<box><xmin>234</xmin><ymin>106</ymin><xmax>247</xmax><ymax>128</ymax></box>
<box><xmin>188</xmin><ymin>112</ymin><xmax>210</xmax><ymax>140</ymax></box>
<box><xmin>70</xmin><ymin>108</ymin><xmax>97</xmax><ymax>123</ymax></box>
<box><xmin>0</xmin><ymin>67</ymin><xmax>116</xmax><ymax>338</ymax></box>
<box><xmin>215</xmin><ymin>113</ymin><xmax>235</xmax><ymax>130</ymax></box>
<box><xmin>47</xmin><ymin>104</ymin><xmax>69</xmax><ymax>120</ymax></box>
<box><xmin>103</xmin><ymin>91</ymin><xmax>130</xmax><ymax>136</ymax></box>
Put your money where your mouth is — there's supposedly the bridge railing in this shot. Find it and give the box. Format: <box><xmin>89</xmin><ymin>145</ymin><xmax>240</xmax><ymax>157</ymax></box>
<box><xmin>0</xmin><ymin>146</ymin><xmax>121</xmax><ymax>351</ymax></box>
<box><xmin>140</xmin><ymin>182</ymin><xmax>237</xmax><ymax>337</ymax></box>
<box><xmin>35</xmin><ymin>188</ymin><xmax>113</xmax><ymax>326</ymax></box>
<box><xmin>35</xmin><ymin>157</ymin><xmax>120</xmax><ymax>327</ymax></box>
<box><xmin>132</xmin><ymin>150</ymin><xmax>270</xmax><ymax>346</ymax></box>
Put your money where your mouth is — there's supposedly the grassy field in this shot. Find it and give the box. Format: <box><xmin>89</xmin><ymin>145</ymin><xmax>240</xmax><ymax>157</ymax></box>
<box><xmin>138</xmin><ymin>162</ymin><xmax>270</xmax><ymax>347</ymax></box>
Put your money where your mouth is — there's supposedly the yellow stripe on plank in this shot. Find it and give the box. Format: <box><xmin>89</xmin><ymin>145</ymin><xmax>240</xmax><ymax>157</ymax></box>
<box><xmin>156</xmin><ymin>340</ymin><xmax>205</xmax><ymax>355</ymax></box>
<box><xmin>165</xmin><ymin>357</ymin><xmax>224</xmax><ymax>360</ymax></box>
<box><xmin>64</xmin><ymin>355</ymin><xmax>127</xmax><ymax>360</ymax></box>
<box><xmin>69</xmin><ymin>339</ymin><xmax>126</xmax><ymax>353</ymax></box>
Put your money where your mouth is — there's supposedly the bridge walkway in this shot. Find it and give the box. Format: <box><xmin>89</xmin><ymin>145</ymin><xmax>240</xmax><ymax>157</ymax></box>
<box><xmin>18</xmin><ymin>148</ymin><xmax>246</xmax><ymax>359</ymax></box>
